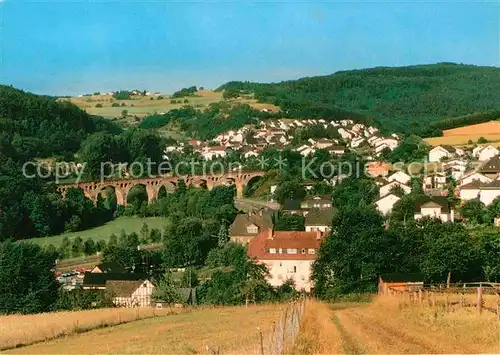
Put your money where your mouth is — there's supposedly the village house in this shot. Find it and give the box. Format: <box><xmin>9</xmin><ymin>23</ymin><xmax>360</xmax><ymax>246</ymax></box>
<box><xmin>375</xmin><ymin>194</ymin><xmax>401</xmax><ymax>215</ymax></box>
<box><xmin>473</xmin><ymin>145</ymin><xmax>499</xmax><ymax>162</ymax></box>
<box><xmin>201</xmin><ymin>146</ymin><xmax>227</xmax><ymax>160</ymax></box>
<box><xmin>82</xmin><ymin>272</ymin><xmax>148</xmax><ymax>290</ymax></box>
<box><xmin>304</xmin><ymin>208</ymin><xmax>335</xmax><ymax>233</ymax></box>
<box><xmin>443</xmin><ymin>159</ymin><xmax>468</xmax><ymax>180</ymax></box>
<box><xmin>387</xmin><ymin>171</ymin><xmax>411</xmax><ymax>185</ymax></box>
<box><xmin>379</xmin><ymin>181</ymin><xmax>411</xmax><ymax>198</ymax></box>
<box><xmin>90</xmin><ymin>261</ymin><xmax>126</xmax><ymax>274</ymax></box>
<box><xmin>366</xmin><ymin>162</ymin><xmax>391</xmax><ymax>178</ymax></box>
<box><xmin>229</xmin><ymin>209</ymin><xmax>274</xmax><ymax>245</ymax></box>
<box><xmin>414</xmin><ymin>196</ymin><xmax>454</xmax><ymax>222</ymax></box>
<box><xmin>247</xmin><ymin>229</ymin><xmax>323</xmax><ymax>292</ymax></box>
<box><xmin>461</xmin><ymin>180</ymin><xmax>500</xmax><ymax>206</ymax></box>
<box><xmin>106</xmin><ymin>280</ymin><xmax>155</xmax><ymax>308</ymax></box>
<box><xmin>479</xmin><ymin>155</ymin><xmax>500</xmax><ymax>179</ymax></box>
<box><xmin>422</xmin><ymin>171</ymin><xmax>447</xmax><ymax>191</ymax></box>
<box><xmin>428</xmin><ymin>145</ymin><xmax>464</xmax><ymax>163</ymax></box>
<box><xmin>459</xmin><ymin>172</ymin><xmax>492</xmax><ymax>186</ymax></box>
<box><xmin>281</xmin><ymin>199</ymin><xmax>304</xmax><ymax>215</ymax></box>
<box><xmin>300</xmin><ymin>195</ymin><xmax>333</xmax><ymax>209</ymax></box>
<box><xmin>327</xmin><ymin>145</ymin><xmax>346</xmax><ymax>155</ymax></box>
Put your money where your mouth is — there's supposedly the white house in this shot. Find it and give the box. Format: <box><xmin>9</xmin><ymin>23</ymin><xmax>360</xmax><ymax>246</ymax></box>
<box><xmin>106</xmin><ymin>280</ymin><xmax>155</xmax><ymax>308</ymax></box>
<box><xmin>379</xmin><ymin>181</ymin><xmax>411</xmax><ymax>198</ymax></box>
<box><xmin>459</xmin><ymin>172</ymin><xmax>492</xmax><ymax>186</ymax></box>
<box><xmin>202</xmin><ymin>146</ymin><xmax>227</xmax><ymax>160</ymax></box>
<box><xmin>387</xmin><ymin>171</ymin><xmax>412</xmax><ymax>185</ymax></box>
<box><xmin>459</xmin><ymin>181</ymin><xmax>482</xmax><ymax>201</ymax></box>
<box><xmin>479</xmin><ymin>181</ymin><xmax>500</xmax><ymax>206</ymax></box>
<box><xmin>304</xmin><ymin>208</ymin><xmax>334</xmax><ymax>233</ymax></box>
<box><xmin>351</xmin><ymin>137</ymin><xmax>365</xmax><ymax>148</ymax></box>
<box><xmin>474</xmin><ymin>145</ymin><xmax>499</xmax><ymax>162</ymax></box>
<box><xmin>375</xmin><ymin>194</ymin><xmax>401</xmax><ymax>216</ymax></box>
<box><xmin>414</xmin><ymin>197</ymin><xmax>454</xmax><ymax>222</ymax></box>
<box><xmin>375</xmin><ymin>138</ymin><xmax>399</xmax><ymax>151</ymax></box>
<box><xmin>428</xmin><ymin>145</ymin><xmax>463</xmax><ymax>163</ymax></box>
<box><xmin>247</xmin><ymin>229</ymin><xmax>323</xmax><ymax>292</ymax></box>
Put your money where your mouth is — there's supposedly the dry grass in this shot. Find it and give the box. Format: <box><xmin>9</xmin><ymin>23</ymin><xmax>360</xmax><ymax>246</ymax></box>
<box><xmin>330</xmin><ymin>295</ymin><xmax>500</xmax><ymax>354</ymax></box>
<box><xmin>291</xmin><ymin>299</ymin><xmax>343</xmax><ymax>355</ymax></box>
<box><xmin>7</xmin><ymin>304</ymin><xmax>282</xmax><ymax>354</ymax></box>
<box><xmin>425</xmin><ymin>121</ymin><xmax>500</xmax><ymax>146</ymax></box>
<box><xmin>0</xmin><ymin>307</ymin><xmax>176</xmax><ymax>351</ymax></box>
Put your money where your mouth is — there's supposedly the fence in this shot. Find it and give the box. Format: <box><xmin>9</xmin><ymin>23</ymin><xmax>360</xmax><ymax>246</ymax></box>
<box><xmin>261</xmin><ymin>298</ymin><xmax>306</xmax><ymax>355</ymax></box>
<box><xmin>386</xmin><ymin>286</ymin><xmax>500</xmax><ymax>322</ymax></box>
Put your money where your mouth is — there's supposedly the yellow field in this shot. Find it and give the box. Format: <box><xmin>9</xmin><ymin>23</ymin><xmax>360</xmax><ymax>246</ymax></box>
<box><xmin>425</xmin><ymin>121</ymin><xmax>500</xmax><ymax>146</ymax></box>
<box><xmin>59</xmin><ymin>90</ymin><xmax>280</xmax><ymax>121</ymax></box>
<box><xmin>6</xmin><ymin>305</ymin><xmax>282</xmax><ymax>354</ymax></box>
<box><xmin>0</xmin><ymin>307</ymin><xmax>175</xmax><ymax>351</ymax></box>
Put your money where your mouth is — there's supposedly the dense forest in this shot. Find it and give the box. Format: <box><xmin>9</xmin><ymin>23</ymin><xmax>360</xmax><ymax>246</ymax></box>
<box><xmin>0</xmin><ymin>85</ymin><xmax>121</xmax><ymax>160</ymax></box>
<box><xmin>218</xmin><ymin>63</ymin><xmax>500</xmax><ymax>135</ymax></box>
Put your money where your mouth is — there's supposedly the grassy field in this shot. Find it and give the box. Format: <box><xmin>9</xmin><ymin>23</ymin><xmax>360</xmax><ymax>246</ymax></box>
<box><xmin>293</xmin><ymin>296</ymin><xmax>499</xmax><ymax>354</ymax></box>
<box><xmin>60</xmin><ymin>90</ymin><xmax>279</xmax><ymax>123</ymax></box>
<box><xmin>6</xmin><ymin>297</ymin><xmax>498</xmax><ymax>354</ymax></box>
<box><xmin>425</xmin><ymin>121</ymin><xmax>500</xmax><ymax>146</ymax></box>
<box><xmin>9</xmin><ymin>305</ymin><xmax>282</xmax><ymax>354</ymax></box>
<box><xmin>27</xmin><ymin>217</ymin><xmax>170</xmax><ymax>247</ymax></box>
<box><xmin>0</xmin><ymin>307</ymin><xmax>178</xmax><ymax>351</ymax></box>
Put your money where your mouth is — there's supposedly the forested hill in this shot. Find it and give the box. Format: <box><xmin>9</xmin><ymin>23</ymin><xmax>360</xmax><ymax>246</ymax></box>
<box><xmin>218</xmin><ymin>63</ymin><xmax>500</xmax><ymax>134</ymax></box>
<box><xmin>0</xmin><ymin>85</ymin><xmax>121</xmax><ymax>160</ymax></box>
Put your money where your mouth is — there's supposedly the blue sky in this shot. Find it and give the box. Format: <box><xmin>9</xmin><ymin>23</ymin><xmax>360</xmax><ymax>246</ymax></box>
<box><xmin>1</xmin><ymin>0</ymin><xmax>499</xmax><ymax>95</ymax></box>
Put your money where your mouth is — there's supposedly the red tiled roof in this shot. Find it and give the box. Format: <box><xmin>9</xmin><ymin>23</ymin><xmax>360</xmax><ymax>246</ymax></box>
<box><xmin>247</xmin><ymin>229</ymin><xmax>323</xmax><ymax>261</ymax></box>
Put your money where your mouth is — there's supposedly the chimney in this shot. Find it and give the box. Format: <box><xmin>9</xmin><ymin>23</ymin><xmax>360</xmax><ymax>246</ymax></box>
<box><xmin>267</xmin><ymin>228</ymin><xmax>274</xmax><ymax>240</ymax></box>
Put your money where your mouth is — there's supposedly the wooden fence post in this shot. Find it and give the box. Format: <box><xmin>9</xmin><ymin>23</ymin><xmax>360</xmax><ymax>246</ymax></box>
<box><xmin>431</xmin><ymin>292</ymin><xmax>436</xmax><ymax>307</ymax></box>
<box><xmin>419</xmin><ymin>289</ymin><xmax>423</xmax><ymax>304</ymax></box>
<box><xmin>476</xmin><ymin>287</ymin><xmax>483</xmax><ymax>314</ymax></box>
<box><xmin>497</xmin><ymin>302</ymin><xmax>500</xmax><ymax>323</ymax></box>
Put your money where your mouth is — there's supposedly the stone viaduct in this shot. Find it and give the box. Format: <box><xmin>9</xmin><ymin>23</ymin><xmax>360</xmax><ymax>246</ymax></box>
<box><xmin>57</xmin><ymin>171</ymin><xmax>265</xmax><ymax>206</ymax></box>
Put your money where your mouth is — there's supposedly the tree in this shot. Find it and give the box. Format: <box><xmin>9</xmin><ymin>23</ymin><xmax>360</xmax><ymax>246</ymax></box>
<box><xmin>83</xmin><ymin>238</ymin><xmax>96</xmax><ymax>256</ymax></box>
<box><xmin>71</xmin><ymin>236</ymin><xmax>84</xmax><ymax>256</ymax></box>
<box><xmin>181</xmin><ymin>267</ymin><xmax>199</xmax><ymax>288</ymax></box>
<box><xmin>478</xmin><ymin>137</ymin><xmax>488</xmax><ymax>144</ymax></box>
<box><xmin>152</xmin><ymin>272</ymin><xmax>182</xmax><ymax>306</ymax></box>
<box><xmin>217</xmin><ymin>223</ymin><xmax>228</xmax><ymax>248</ymax></box>
<box><xmin>121</xmin><ymin>109</ymin><xmax>128</xmax><ymax>118</ymax></box>
<box><xmin>476</xmin><ymin>230</ymin><xmax>500</xmax><ymax>282</ymax></box>
<box><xmin>460</xmin><ymin>200</ymin><xmax>486</xmax><ymax>225</ymax></box>
<box><xmin>140</xmin><ymin>223</ymin><xmax>150</xmax><ymax>244</ymax></box>
<box><xmin>419</xmin><ymin>219</ymin><xmax>478</xmax><ymax>283</ymax></box>
<box><xmin>312</xmin><ymin>205</ymin><xmax>394</xmax><ymax>298</ymax></box>
<box><xmin>0</xmin><ymin>241</ymin><xmax>60</xmax><ymax>314</ymax></box>
<box><xmin>273</xmin><ymin>180</ymin><xmax>306</xmax><ymax>206</ymax></box>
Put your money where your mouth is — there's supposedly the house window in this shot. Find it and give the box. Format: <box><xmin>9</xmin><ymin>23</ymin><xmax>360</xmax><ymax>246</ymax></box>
<box><xmin>246</xmin><ymin>225</ymin><xmax>258</xmax><ymax>234</ymax></box>
<box><xmin>287</xmin><ymin>248</ymin><xmax>297</xmax><ymax>254</ymax></box>
<box><xmin>279</xmin><ymin>262</ymin><xmax>282</xmax><ymax>267</ymax></box>
<box><xmin>308</xmin><ymin>249</ymin><xmax>315</xmax><ymax>254</ymax></box>
<box><xmin>269</xmin><ymin>248</ymin><xmax>276</xmax><ymax>254</ymax></box>
<box><xmin>293</xmin><ymin>266</ymin><xmax>297</xmax><ymax>273</ymax></box>
<box><xmin>301</xmin><ymin>248</ymin><xmax>306</xmax><ymax>254</ymax></box>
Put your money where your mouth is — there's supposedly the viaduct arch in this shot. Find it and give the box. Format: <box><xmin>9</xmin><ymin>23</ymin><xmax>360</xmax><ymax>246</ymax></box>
<box><xmin>57</xmin><ymin>171</ymin><xmax>265</xmax><ymax>206</ymax></box>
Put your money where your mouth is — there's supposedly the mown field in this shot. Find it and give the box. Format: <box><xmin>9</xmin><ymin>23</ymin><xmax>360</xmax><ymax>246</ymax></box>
<box><xmin>61</xmin><ymin>90</ymin><xmax>279</xmax><ymax>122</ymax></box>
<box><xmin>26</xmin><ymin>217</ymin><xmax>169</xmax><ymax>248</ymax></box>
<box><xmin>295</xmin><ymin>296</ymin><xmax>499</xmax><ymax>354</ymax></box>
<box><xmin>425</xmin><ymin>121</ymin><xmax>500</xmax><ymax>146</ymax></box>
<box><xmin>4</xmin><ymin>296</ymin><xmax>498</xmax><ymax>354</ymax></box>
<box><xmin>6</xmin><ymin>305</ymin><xmax>282</xmax><ymax>354</ymax></box>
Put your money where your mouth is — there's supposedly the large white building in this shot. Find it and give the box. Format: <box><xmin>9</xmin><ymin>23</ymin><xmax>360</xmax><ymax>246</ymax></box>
<box><xmin>247</xmin><ymin>229</ymin><xmax>323</xmax><ymax>292</ymax></box>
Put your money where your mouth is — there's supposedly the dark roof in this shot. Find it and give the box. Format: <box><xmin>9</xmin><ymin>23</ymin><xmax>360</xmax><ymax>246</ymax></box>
<box><xmin>106</xmin><ymin>280</ymin><xmax>144</xmax><ymax>297</ymax></box>
<box><xmin>305</xmin><ymin>208</ymin><xmax>335</xmax><ymax>226</ymax></box>
<box><xmin>480</xmin><ymin>155</ymin><xmax>500</xmax><ymax>173</ymax></box>
<box><xmin>440</xmin><ymin>145</ymin><xmax>456</xmax><ymax>153</ymax></box>
<box><xmin>303</xmin><ymin>194</ymin><xmax>332</xmax><ymax>202</ymax></box>
<box><xmin>229</xmin><ymin>211</ymin><xmax>273</xmax><ymax>237</ymax></box>
<box><xmin>414</xmin><ymin>195</ymin><xmax>450</xmax><ymax>213</ymax></box>
<box><xmin>281</xmin><ymin>199</ymin><xmax>302</xmax><ymax>211</ymax></box>
<box><xmin>94</xmin><ymin>261</ymin><xmax>126</xmax><ymax>274</ymax></box>
<box><xmin>83</xmin><ymin>272</ymin><xmax>147</xmax><ymax>287</ymax></box>
<box><xmin>380</xmin><ymin>273</ymin><xmax>425</xmax><ymax>283</ymax></box>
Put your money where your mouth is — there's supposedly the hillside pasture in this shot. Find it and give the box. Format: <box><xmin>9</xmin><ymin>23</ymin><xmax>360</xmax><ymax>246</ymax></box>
<box><xmin>425</xmin><ymin>121</ymin><xmax>500</xmax><ymax>146</ymax></box>
<box><xmin>8</xmin><ymin>304</ymin><xmax>282</xmax><ymax>354</ymax></box>
<box><xmin>26</xmin><ymin>217</ymin><xmax>169</xmax><ymax>248</ymax></box>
